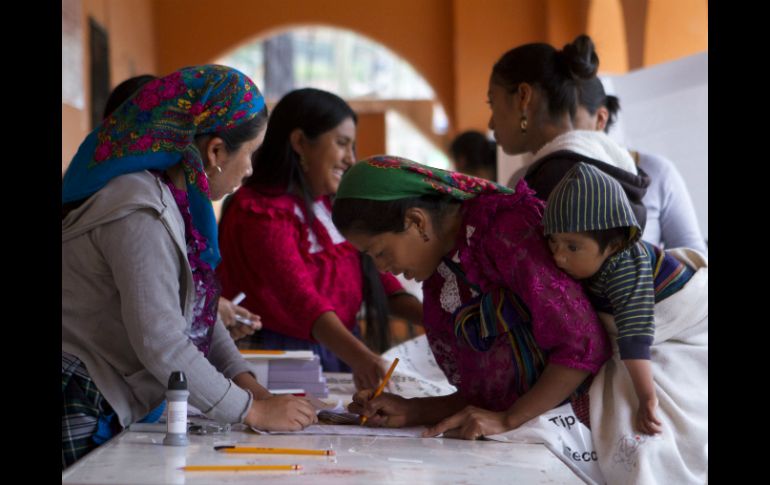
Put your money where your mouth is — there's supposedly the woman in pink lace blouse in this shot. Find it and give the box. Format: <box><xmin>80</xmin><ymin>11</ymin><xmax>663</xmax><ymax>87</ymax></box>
<box><xmin>217</xmin><ymin>89</ymin><xmax>422</xmax><ymax>390</ymax></box>
<box><xmin>333</xmin><ymin>156</ymin><xmax>610</xmax><ymax>439</ymax></box>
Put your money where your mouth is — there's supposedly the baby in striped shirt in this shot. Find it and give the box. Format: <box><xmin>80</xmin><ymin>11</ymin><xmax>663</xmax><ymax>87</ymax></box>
<box><xmin>542</xmin><ymin>162</ymin><xmax>695</xmax><ymax>435</ymax></box>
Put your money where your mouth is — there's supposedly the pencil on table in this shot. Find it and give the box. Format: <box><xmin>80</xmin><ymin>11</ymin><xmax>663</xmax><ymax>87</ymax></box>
<box><xmin>239</xmin><ymin>349</ymin><xmax>286</xmax><ymax>355</ymax></box>
<box><xmin>214</xmin><ymin>446</ymin><xmax>334</xmax><ymax>456</ymax></box>
<box><xmin>181</xmin><ymin>464</ymin><xmax>302</xmax><ymax>471</ymax></box>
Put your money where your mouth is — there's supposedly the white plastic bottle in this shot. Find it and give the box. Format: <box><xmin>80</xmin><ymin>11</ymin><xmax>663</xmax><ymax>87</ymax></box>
<box><xmin>163</xmin><ymin>371</ymin><xmax>189</xmax><ymax>446</ymax></box>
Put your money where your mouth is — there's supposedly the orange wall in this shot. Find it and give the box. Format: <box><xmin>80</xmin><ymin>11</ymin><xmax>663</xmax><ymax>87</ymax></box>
<box><xmin>619</xmin><ymin>0</ymin><xmax>648</xmax><ymax>70</ymax></box>
<box><xmin>644</xmin><ymin>0</ymin><xmax>708</xmax><ymax>66</ymax></box>
<box><xmin>62</xmin><ymin>104</ymin><xmax>88</xmax><ymax>174</ymax></box>
<box><xmin>356</xmin><ymin>113</ymin><xmax>387</xmax><ymax>159</ymax></box>
<box><xmin>62</xmin><ymin>0</ymin><xmax>157</xmax><ymax>173</ymax></box>
<box><xmin>453</xmin><ymin>0</ymin><xmax>548</xmax><ymax>134</ymax></box>
<box><xmin>545</xmin><ymin>0</ymin><xmax>590</xmax><ymax>50</ymax></box>
<box><xmin>585</xmin><ymin>0</ymin><xmax>629</xmax><ymax>73</ymax></box>
<box><xmin>62</xmin><ymin>0</ymin><xmax>708</xmax><ymax>167</ymax></box>
<box><xmin>153</xmin><ymin>0</ymin><xmax>455</xmax><ymax>130</ymax></box>
<box><xmin>545</xmin><ymin>0</ymin><xmax>708</xmax><ymax>74</ymax></box>
<box><xmin>104</xmin><ymin>0</ymin><xmax>158</xmax><ymax>84</ymax></box>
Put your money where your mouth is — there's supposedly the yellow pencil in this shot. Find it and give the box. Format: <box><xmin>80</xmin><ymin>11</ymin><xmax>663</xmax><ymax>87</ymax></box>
<box><xmin>181</xmin><ymin>464</ymin><xmax>302</xmax><ymax>471</ymax></box>
<box><xmin>360</xmin><ymin>357</ymin><xmax>400</xmax><ymax>425</ymax></box>
<box><xmin>215</xmin><ymin>446</ymin><xmax>335</xmax><ymax>456</ymax></box>
<box><xmin>239</xmin><ymin>349</ymin><xmax>286</xmax><ymax>355</ymax></box>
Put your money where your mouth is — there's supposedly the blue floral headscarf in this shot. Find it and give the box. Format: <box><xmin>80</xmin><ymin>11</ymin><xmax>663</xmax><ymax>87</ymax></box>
<box><xmin>62</xmin><ymin>64</ymin><xmax>265</xmax><ymax>268</ymax></box>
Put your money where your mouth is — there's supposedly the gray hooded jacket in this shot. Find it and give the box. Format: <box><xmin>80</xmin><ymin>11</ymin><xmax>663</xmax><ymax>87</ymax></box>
<box><xmin>62</xmin><ymin>170</ymin><xmax>253</xmax><ymax>426</ymax></box>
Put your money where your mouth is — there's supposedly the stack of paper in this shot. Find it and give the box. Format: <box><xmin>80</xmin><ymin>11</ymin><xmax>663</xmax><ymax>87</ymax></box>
<box><xmin>240</xmin><ymin>350</ymin><xmax>328</xmax><ymax>398</ymax></box>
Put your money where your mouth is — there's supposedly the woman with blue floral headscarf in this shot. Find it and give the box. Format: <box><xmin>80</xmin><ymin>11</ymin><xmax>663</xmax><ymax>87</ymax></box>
<box><xmin>62</xmin><ymin>65</ymin><xmax>316</xmax><ymax>469</ymax></box>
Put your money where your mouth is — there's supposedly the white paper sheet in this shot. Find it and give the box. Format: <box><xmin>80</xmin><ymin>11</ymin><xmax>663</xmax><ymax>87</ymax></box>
<box><xmin>325</xmin><ymin>336</ymin><xmax>456</xmax><ymax>402</ymax></box>
<box><xmin>381</xmin><ymin>335</ymin><xmax>457</xmax><ymax>398</ymax></box>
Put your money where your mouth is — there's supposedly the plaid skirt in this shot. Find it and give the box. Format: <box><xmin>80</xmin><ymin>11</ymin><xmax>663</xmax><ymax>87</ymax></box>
<box><xmin>61</xmin><ymin>352</ymin><xmax>120</xmax><ymax>469</ymax></box>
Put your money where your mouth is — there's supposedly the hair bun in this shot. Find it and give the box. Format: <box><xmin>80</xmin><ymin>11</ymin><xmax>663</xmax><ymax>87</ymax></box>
<box><xmin>561</xmin><ymin>34</ymin><xmax>599</xmax><ymax>79</ymax></box>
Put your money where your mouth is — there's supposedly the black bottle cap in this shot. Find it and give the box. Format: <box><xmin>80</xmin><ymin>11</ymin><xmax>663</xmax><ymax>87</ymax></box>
<box><xmin>167</xmin><ymin>371</ymin><xmax>188</xmax><ymax>390</ymax></box>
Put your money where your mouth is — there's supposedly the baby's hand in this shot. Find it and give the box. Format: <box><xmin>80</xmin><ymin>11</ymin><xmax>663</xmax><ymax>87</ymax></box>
<box><xmin>635</xmin><ymin>397</ymin><xmax>662</xmax><ymax>435</ymax></box>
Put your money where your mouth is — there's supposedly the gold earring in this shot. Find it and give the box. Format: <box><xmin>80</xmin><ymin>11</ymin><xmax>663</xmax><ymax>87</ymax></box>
<box><xmin>299</xmin><ymin>156</ymin><xmax>309</xmax><ymax>173</ymax></box>
<box><xmin>420</xmin><ymin>230</ymin><xmax>429</xmax><ymax>242</ymax></box>
<box><xmin>520</xmin><ymin>113</ymin><xmax>528</xmax><ymax>134</ymax></box>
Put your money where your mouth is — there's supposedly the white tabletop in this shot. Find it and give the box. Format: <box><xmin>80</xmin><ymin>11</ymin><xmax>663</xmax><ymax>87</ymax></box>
<box><xmin>62</xmin><ymin>425</ymin><xmax>584</xmax><ymax>484</ymax></box>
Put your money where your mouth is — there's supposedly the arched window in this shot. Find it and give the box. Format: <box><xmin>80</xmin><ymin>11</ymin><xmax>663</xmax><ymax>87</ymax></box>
<box><xmin>216</xmin><ymin>26</ymin><xmax>450</xmax><ymax>169</ymax></box>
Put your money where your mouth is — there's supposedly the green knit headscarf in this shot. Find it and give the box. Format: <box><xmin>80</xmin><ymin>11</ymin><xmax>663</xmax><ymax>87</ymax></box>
<box><xmin>335</xmin><ymin>155</ymin><xmax>512</xmax><ymax>201</ymax></box>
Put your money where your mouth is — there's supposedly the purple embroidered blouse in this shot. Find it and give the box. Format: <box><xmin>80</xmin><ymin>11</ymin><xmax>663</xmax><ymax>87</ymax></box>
<box><xmin>421</xmin><ymin>180</ymin><xmax>611</xmax><ymax>411</ymax></box>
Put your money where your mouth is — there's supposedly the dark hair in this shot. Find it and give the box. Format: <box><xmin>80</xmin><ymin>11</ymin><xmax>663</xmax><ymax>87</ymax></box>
<box><xmin>492</xmin><ymin>34</ymin><xmax>599</xmax><ymax>119</ymax></box>
<box><xmin>196</xmin><ymin>110</ymin><xmax>269</xmax><ymax>217</ymax></box>
<box><xmin>602</xmin><ymin>95</ymin><xmax>621</xmax><ymax>132</ymax></box>
<box><xmin>203</xmin><ymin>110</ymin><xmax>268</xmax><ymax>153</ymax></box>
<box><xmin>584</xmin><ymin>226</ymin><xmax>629</xmax><ymax>253</ymax></box>
<box><xmin>244</xmin><ymin>87</ymin><xmax>357</xmax><ymax>197</ymax></box>
<box><xmin>576</xmin><ymin>77</ymin><xmax>621</xmax><ymax>133</ymax></box>
<box><xmin>360</xmin><ymin>254</ymin><xmax>391</xmax><ymax>353</ymax></box>
<box><xmin>332</xmin><ymin>194</ymin><xmax>461</xmax><ymax>237</ymax></box>
<box><xmin>102</xmin><ymin>75</ymin><xmax>158</xmax><ymax>119</ymax></box>
<box><xmin>449</xmin><ymin>131</ymin><xmax>497</xmax><ymax>179</ymax></box>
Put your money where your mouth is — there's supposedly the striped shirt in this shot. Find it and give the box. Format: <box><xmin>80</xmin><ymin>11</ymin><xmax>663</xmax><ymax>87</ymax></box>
<box><xmin>586</xmin><ymin>241</ymin><xmax>694</xmax><ymax>359</ymax></box>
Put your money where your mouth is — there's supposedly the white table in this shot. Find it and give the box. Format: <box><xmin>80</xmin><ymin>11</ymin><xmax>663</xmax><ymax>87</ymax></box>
<box><xmin>62</xmin><ymin>425</ymin><xmax>584</xmax><ymax>484</ymax></box>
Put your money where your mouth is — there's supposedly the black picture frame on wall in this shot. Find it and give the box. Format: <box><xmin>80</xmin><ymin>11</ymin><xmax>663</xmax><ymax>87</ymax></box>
<box><xmin>89</xmin><ymin>17</ymin><xmax>110</xmax><ymax>130</ymax></box>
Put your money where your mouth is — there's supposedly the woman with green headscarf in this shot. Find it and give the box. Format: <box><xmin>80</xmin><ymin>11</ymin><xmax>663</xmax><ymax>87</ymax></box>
<box><xmin>332</xmin><ymin>155</ymin><xmax>611</xmax><ymax>439</ymax></box>
<box><xmin>62</xmin><ymin>65</ymin><xmax>316</xmax><ymax>469</ymax></box>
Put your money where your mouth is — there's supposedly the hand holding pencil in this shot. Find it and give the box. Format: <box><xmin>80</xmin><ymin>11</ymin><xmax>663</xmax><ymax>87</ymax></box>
<box><xmin>360</xmin><ymin>358</ymin><xmax>399</xmax><ymax>425</ymax></box>
<box><xmin>348</xmin><ymin>359</ymin><xmax>414</xmax><ymax>428</ymax></box>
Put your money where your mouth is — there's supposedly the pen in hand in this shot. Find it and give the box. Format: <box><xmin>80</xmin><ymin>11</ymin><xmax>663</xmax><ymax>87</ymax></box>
<box><xmin>231</xmin><ymin>292</ymin><xmax>246</xmax><ymax>305</ymax></box>
<box><xmin>235</xmin><ymin>314</ymin><xmax>261</xmax><ymax>329</ymax></box>
<box><xmin>229</xmin><ymin>292</ymin><xmax>260</xmax><ymax>329</ymax></box>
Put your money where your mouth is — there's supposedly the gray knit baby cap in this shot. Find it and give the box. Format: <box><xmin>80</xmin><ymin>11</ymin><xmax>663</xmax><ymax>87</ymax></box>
<box><xmin>543</xmin><ymin>162</ymin><xmax>641</xmax><ymax>244</ymax></box>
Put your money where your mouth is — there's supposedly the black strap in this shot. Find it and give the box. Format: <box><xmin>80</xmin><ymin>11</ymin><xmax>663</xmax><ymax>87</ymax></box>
<box><xmin>442</xmin><ymin>256</ymin><xmax>481</xmax><ymax>293</ymax></box>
